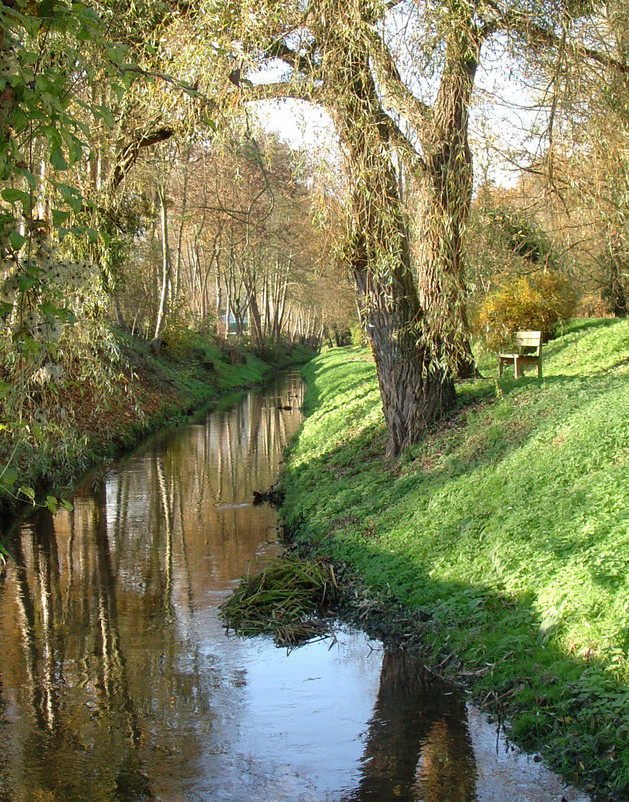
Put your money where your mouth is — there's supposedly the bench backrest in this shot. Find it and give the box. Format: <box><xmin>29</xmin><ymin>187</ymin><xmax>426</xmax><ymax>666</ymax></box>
<box><xmin>515</xmin><ymin>330</ymin><xmax>542</xmax><ymax>354</ymax></box>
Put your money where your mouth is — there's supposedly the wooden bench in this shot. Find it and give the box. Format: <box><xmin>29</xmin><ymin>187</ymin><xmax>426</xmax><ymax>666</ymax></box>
<box><xmin>498</xmin><ymin>331</ymin><xmax>543</xmax><ymax>378</ymax></box>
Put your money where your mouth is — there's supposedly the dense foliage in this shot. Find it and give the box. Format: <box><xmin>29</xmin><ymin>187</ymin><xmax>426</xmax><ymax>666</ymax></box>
<box><xmin>475</xmin><ymin>272</ymin><xmax>577</xmax><ymax>348</ymax></box>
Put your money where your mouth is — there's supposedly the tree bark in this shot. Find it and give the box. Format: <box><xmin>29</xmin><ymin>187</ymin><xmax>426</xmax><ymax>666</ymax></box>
<box><xmin>416</xmin><ymin>23</ymin><xmax>481</xmax><ymax>379</ymax></box>
<box><xmin>605</xmin><ymin>252</ymin><xmax>628</xmax><ymax>317</ymax></box>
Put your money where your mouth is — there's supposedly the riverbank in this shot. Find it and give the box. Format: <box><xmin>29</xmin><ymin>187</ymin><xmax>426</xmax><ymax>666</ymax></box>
<box><xmin>280</xmin><ymin>318</ymin><xmax>629</xmax><ymax>801</ymax></box>
<box><xmin>0</xmin><ymin>326</ymin><xmax>313</xmax><ymax>517</ymax></box>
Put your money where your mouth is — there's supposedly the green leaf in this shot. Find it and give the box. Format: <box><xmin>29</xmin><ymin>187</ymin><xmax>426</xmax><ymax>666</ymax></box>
<box><xmin>59</xmin><ymin>498</ymin><xmax>74</xmax><ymax>511</ymax></box>
<box><xmin>0</xmin><ymin>466</ymin><xmax>18</xmax><ymax>487</ymax></box>
<box><xmin>43</xmin><ymin>125</ymin><xmax>63</xmax><ymax>149</ymax></box>
<box><xmin>111</xmin><ymin>83</ymin><xmax>125</xmax><ymax>101</ymax></box>
<box><xmin>18</xmin><ymin>485</ymin><xmax>36</xmax><ymax>503</ymax></box>
<box><xmin>45</xmin><ymin>495</ymin><xmax>58</xmax><ymax>513</ymax></box>
<box><xmin>66</xmin><ymin>135</ymin><xmax>83</xmax><ymax>166</ymax></box>
<box><xmin>18</xmin><ymin>274</ymin><xmax>36</xmax><ymax>291</ymax></box>
<box><xmin>52</xmin><ymin>209</ymin><xmax>70</xmax><ymax>227</ymax></box>
<box><xmin>99</xmin><ymin>105</ymin><xmax>115</xmax><ymax>129</ymax></box>
<box><xmin>15</xmin><ymin>166</ymin><xmax>38</xmax><ymax>190</ymax></box>
<box><xmin>50</xmin><ymin>147</ymin><xmax>68</xmax><ymax>171</ymax></box>
<box><xmin>10</xmin><ymin>232</ymin><xmax>26</xmax><ymax>250</ymax></box>
<box><xmin>2</xmin><ymin>188</ymin><xmax>29</xmax><ymax>204</ymax></box>
<box><xmin>0</xmin><ymin>381</ymin><xmax>11</xmax><ymax>400</ymax></box>
<box><xmin>10</xmin><ymin>107</ymin><xmax>28</xmax><ymax>134</ymax></box>
<box><xmin>39</xmin><ymin>0</ymin><xmax>55</xmax><ymax>20</ymax></box>
<box><xmin>55</xmin><ymin>183</ymin><xmax>83</xmax><ymax>212</ymax></box>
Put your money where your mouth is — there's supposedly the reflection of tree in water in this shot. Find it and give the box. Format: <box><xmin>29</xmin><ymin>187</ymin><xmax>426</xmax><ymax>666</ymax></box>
<box><xmin>0</xmin><ymin>373</ymin><xmax>306</xmax><ymax>800</ymax></box>
<box><xmin>0</xmin><ymin>580</ymin><xmax>14</xmax><ymax>802</ymax></box>
<box><xmin>344</xmin><ymin>650</ymin><xmax>478</xmax><ymax>801</ymax></box>
<box><xmin>0</xmin><ymin>507</ymin><xmax>154</xmax><ymax>801</ymax></box>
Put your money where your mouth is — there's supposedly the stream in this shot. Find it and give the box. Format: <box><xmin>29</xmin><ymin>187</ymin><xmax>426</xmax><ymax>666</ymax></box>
<box><xmin>0</xmin><ymin>371</ymin><xmax>589</xmax><ymax>801</ymax></box>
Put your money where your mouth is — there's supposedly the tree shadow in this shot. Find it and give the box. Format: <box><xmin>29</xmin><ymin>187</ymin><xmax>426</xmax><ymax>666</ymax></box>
<box><xmin>282</xmin><ymin>359</ymin><xmax>629</xmax><ymax>799</ymax></box>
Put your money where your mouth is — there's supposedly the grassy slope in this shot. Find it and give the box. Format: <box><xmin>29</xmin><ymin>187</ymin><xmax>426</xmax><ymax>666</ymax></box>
<box><xmin>281</xmin><ymin>319</ymin><xmax>629</xmax><ymax>800</ymax></box>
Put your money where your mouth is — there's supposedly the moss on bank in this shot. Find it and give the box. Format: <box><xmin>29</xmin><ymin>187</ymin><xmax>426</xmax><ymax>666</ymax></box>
<box><xmin>280</xmin><ymin>319</ymin><xmax>629</xmax><ymax>801</ymax></box>
<box><xmin>0</xmin><ymin>328</ymin><xmax>313</xmax><ymax>516</ymax></box>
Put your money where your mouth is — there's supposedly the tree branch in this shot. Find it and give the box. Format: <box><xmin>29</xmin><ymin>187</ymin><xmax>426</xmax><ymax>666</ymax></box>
<box><xmin>378</xmin><ymin>113</ymin><xmax>427</xmax><ymax>178</ymax></box>
<box><xmin>265</xmin><ymin>39</ymin><xmax>315</xmax><ymax>76</ymax></box>
<box><xmin>365</xmin><ymin>26</ymin><xmax>432</xmax><ymax>136</ymax></box>
<box><xmin>488</xmin><ymin>5</ymin><xmax>629</xmax><ymax>76</ymax></box>
<box><xmin>109</xmin><ymin>125</ymin><xmax>175</xmax><ymax>193</ymax></box>
<box><xmin>244</xmin><ymin>79</ymin><xmax>322</xmax><ymax>104</ymax></box>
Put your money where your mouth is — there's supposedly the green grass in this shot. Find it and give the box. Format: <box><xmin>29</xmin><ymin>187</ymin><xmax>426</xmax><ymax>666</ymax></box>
<box><xmin>281</xmin><ymin>319</ymin><xmax>629</xmax><ymax>799</ymax></box>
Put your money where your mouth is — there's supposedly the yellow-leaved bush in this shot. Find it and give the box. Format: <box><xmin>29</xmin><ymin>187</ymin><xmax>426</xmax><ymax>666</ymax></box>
<box><xmin>475</xmin><ymin>272</ymin><xmax>577</xmax><ymax>351</ymax></box>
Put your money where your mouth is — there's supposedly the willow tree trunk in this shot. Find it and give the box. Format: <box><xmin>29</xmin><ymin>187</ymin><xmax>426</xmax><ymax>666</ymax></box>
<box><xmin>606</xmin><ymin>251</ymin><xmax>628</xmax><ymax>317</ymax></box>
<box><xmin>325</xmin><ymin>23</ymin><xmax>455</xmax><ymax>457</ymax></box>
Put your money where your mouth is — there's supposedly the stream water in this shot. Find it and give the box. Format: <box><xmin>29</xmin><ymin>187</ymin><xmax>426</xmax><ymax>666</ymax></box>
<box><xmin>0</xmin><ymin>371</ymin><xmax>589</xmax><ymax>801</ymax></box>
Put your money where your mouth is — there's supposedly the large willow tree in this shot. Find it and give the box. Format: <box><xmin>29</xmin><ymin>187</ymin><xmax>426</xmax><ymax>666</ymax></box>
<box><xmin>208</xmin><ymin>0</ymin><xmax>610</xmax><ymax>456</ymax></box>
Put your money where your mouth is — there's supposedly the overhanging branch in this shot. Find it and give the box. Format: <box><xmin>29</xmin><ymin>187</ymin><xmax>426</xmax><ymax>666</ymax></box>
<box><xmin>244</xmin><ymin>79</ymin><xmax>322</xmax><ymax>104</ymax></box>
<box><xmin>109</xmin><ymin>125</ymin><xmax>175</xmax><ymax>193</ymax></box>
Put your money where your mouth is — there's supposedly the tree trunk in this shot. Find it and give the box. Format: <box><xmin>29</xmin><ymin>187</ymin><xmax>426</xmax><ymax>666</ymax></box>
<box><xmin>150</xmin><ymin>184</ymin><xmax>172</xmax><ymax>356</ymax></box>
<box><xmin>353</xmin><ymin>243</ymin><xmax>455</xmax><ymax>458</ymax></box>
<box><xmin>417</xmin><ymin>24</ymin><xmax>481</xmax><ymax>379</ymax></box>
<box><xmin>246</xmin><ymin>278</ymin><xmax>264</xmax><ymax>350</ymax></box>
<box><xmin>325</xmin><ymin>24</ymin><xmax>455</xmax><ymax>457</ymax></box>
<box><xmin>605</xmin><ymin>249</ymin><xmax>628</xmax><ymax>317</ymax></box>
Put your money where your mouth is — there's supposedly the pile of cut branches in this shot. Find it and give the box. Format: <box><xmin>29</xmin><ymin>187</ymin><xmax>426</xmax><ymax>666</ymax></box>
<box><xmin>220</xmin><ymin>556</ymin><xmax>340</xmax><ymax>647</ymax></box>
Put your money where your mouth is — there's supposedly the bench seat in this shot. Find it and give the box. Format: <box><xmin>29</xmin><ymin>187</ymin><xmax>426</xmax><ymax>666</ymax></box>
<box><xmin>498</xmin><ymin>330</ymin><xmax>543</xmax><ymax>378</ymax></box>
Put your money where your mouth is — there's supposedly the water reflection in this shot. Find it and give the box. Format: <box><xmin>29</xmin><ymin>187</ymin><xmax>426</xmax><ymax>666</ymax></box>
<box><xmin>344</xmin><ymin>651</ymin><xmax>477</xmax><ymax>801</ymax></box>
<box><xmin>0</xmin><ymin>372</ymin><xmax>587</xmax><ymax>801</ymax></box>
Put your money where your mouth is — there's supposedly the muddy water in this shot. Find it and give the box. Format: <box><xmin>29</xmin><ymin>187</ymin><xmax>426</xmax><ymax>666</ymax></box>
<box><xmin>0</xmin><ymin>372</ymin><xmax>588</xmax><ymax>802</ymax></box>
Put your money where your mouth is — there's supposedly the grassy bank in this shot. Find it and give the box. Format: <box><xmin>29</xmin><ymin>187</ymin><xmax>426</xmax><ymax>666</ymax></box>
<box><xmin>280</xmin><ymin>318</ymin><xmax>629</xmax><ymax>800</ymax></box>
<box><xmin>0</xmin><ymin>327</ymin><xmax>313</xmax><ymax>515</ymax></box>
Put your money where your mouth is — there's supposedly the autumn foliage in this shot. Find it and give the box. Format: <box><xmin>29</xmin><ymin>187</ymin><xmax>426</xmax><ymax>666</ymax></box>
<box><xmin>474</xmin><ymin>272</ymin><xmax>577</xmax><ymax>350</ymax></box>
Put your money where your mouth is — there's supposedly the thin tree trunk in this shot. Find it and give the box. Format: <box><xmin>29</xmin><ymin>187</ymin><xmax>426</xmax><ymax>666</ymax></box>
<box><xmin>150</xmin><ymin>183</ymin><xmax>172</xmax><ymax>356</ymax></box>
<box><xmin>174</xmin><ymin>168</ymin><xmax>190</xmax><ymax>302</ymax></box>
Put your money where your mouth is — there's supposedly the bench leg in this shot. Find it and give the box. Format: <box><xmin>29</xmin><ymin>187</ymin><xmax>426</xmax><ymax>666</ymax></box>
<box><xmin>514</xmin><ymin>355</ymin><xmax>521</xmax><ymax>379</ymax></box>
<box><xmin>498</xmin><ymin>358</ymin><xmax>503</xmax><ymax>378</ymax></box>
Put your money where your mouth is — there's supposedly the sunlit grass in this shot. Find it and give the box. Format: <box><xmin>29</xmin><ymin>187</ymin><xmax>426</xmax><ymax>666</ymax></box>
<box><xmin>281</xmin><ymin>318</ymin><xmax>629</xmax><ymax>797</ymax></box>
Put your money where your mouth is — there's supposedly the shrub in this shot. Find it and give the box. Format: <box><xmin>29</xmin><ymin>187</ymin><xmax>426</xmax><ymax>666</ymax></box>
<box><xmin>475</xmin><ymin>272</ymin><xmax>577</xmax><ymax>351</ymax></box>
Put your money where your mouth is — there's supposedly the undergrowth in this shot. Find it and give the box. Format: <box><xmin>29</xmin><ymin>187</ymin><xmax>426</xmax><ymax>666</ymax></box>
<box><xmin>280</xmin><ymin>318</ymin><xmax>629</xmax><ymax>800</ymax></box>
<box><xmin>0</xmin><ymin>327</ymin><xmax>313</xmax><ymax>515</ymax></box>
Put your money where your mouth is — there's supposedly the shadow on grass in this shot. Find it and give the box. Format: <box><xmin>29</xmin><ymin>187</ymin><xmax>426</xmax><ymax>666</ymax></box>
<box><xmin>282</xmin><ymin>352</ymin><xmax>629</xmax><ymax>799</ymax></box>
<box><xmin>284</xmin><ymin>458</ymin><xmax>629</xmax><ymax>800</ymax></box>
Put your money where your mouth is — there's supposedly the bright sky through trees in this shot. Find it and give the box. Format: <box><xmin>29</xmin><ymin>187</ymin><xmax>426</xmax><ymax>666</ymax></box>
<box><xmin>250</xmin><ymin>56</ymin><xmax>545</xmax><ymax>190</ymax></box>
